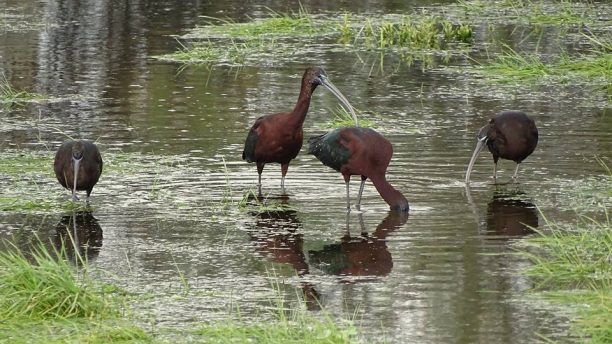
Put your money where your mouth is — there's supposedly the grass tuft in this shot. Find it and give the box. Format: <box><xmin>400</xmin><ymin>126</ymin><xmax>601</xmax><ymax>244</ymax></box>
<box><xmin>517</xmin><ymin>208</ymin><xmax>611</xmax><ymax>343</ymax></box>
<box><xmin>0</xmin><ymin>74</ymin><xmax>46</xmax><ymax>105</ymax></box>
<box><xmin>325</xmin><ymin>106</ymin><xmax>375</xmax><ymax>128</ymax></box>
<box><xmin>0</xmin><ymin>245</ymin><xmax>114</xmax><ymax>320</ymax></box>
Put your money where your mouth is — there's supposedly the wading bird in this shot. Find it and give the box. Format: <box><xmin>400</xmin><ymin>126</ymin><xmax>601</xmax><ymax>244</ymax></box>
<box><xmin>242</xmin><ymin>67</ymin><xmax>357</xmax><ymax>196</ymax></box>
<box><xmin>465</xmin><ymin>111</ymin><xmax>538</xmax><ymax>184</ymax></box>
<box><xmin>308</xmin><ymin>127</ymin><xmax>409</xmax><ymax>212</ymax></box>
<box><xmin>54</xmin><ymin>140</ymin><xmax>103</xmax><ymax>201</ymax></box>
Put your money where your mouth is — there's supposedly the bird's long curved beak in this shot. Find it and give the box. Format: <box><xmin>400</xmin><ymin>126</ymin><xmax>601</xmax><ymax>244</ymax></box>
<box><xmin>319</xmin><ymin>77</ymin><xmax>359</xmax><ymax>126</ymax></box>
<box><xmin>465</xmin><ymin>137</ymin><xmax>487</xmax><ymax>185</ymax></box>
<box><xmin>72</xmin><ymin>157</ymin><xmax>81</xmax><ymax>201</ymax></box>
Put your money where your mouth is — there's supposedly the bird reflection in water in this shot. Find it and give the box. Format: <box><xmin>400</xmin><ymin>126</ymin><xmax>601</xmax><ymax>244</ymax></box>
<box><xmin>485</xmin><ymin>193</ymin><xmax>538</xmax><ymax>237</ymax></box>
<box><xmin>466</xmin><ymin>184</ymin><xmax>538</xmax><ymax>238</ymax></box>
<box><xmin>308</xmin><ymin>211</ymin><xmax>408</xmax><ymax>280</ymax></box>
<box><xmin>248</xmin><ymin>207</ymin><xmax>320</xmax><ymax>310</ymax></box>
<box><xmin>54</xmin><ymin>211</ymin><xmax>103</xmax><ymax>264</ymax></box>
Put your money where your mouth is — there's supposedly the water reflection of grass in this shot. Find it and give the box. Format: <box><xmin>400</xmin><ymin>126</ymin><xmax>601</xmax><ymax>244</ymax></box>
<box><xmin>0</xmin><ymin>244</ymin><xmax>356</xmax><ymax>343</ymax></box>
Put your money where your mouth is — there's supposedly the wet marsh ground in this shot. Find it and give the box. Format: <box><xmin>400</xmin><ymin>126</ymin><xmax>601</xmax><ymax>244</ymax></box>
<box><xmin>0</xmin><ymin>0</ymin><xmax>611</xmax><ymax>342</ymax></box>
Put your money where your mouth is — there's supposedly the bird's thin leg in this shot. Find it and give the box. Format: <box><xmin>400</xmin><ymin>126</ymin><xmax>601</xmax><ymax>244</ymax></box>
<box><xmin>343</xmin><ymin>174</ymin><xmax>351</xmax><ymax>212</ymax></box>
<box><xmin>280</xmin><ymin>163</ymin><xmax>289</xmax><ymax>195</ymax></box>
<box><xmin>493</xmin><ymin>162</ymin><xmax>498</xmax><ymax>181</ymax></box>
<box><xmin>256</xmin><ymin>163</ymin><xmax>264</xmax><ymax>197</ymax></box>
<box><xmin>355</xmin><ymin>176</ymin><xmax>367</xmax><ymax>211</ymax></box>
<box><xmin>357</xmin><ymin>212</ymin><xmax>366</xmax><ymax>235</ymax></box>
<box><xmin>512</xmin><ymin>163</ymin><xmax>520</xmax><ymax>181</ymax></box>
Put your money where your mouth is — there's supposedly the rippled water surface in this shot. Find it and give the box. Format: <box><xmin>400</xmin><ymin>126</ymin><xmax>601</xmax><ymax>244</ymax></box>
<box><xmin>1</xmin><ymin>0</ymin><xmax>610</xmax><ymax>343</ymax></box>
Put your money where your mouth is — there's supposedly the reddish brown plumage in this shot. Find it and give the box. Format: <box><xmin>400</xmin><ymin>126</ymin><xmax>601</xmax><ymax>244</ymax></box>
<box><xmin>309</xmin><ymin>127</ymin><xmax>409</xmax><ymax>212</ymax></box>
<box><xmin>242</xmin><ymin>67</ymin><xmax>330</xmax><ymax>195</ymax></box>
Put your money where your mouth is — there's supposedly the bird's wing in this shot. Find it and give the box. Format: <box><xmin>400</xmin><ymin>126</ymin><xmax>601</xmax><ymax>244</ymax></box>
<box><xmin>242</xmin><ymin>117</ymin><xmax>264</xmax><ymax>162</ymax></box>
<box><xmin>308</xmin><ymin>129</ymin><xmax>351</xmax><ymax>172</ymax></box>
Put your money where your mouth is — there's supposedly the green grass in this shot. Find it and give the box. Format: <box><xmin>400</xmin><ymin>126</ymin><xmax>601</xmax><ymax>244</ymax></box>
<box><xmin>520</xmin><ymin>214</ymin><xmax>611</xmax><ymax>290</ymax></box>
<box><xmin>159</xmin><ymin>11</ymin><xmax>474</xmax><ymax>66</ymax></box>
<box><xmin>0</xmin><ymin>243</ymin><xmax>358</xmax><ymax>343</ymax></box>
<box><xmin>1</xmin><ymin>74</ymin><xmax>46</xmax><ymax>105</ymax></box>
<box><xmin>477</xmin><ymin>41</ymin><xmax>611</xmax><ymax>98</ymax></box>
<box><xmin>155</xmin><ymin>39</ymin><xmax>282</xmax><ymax>65</ymax></box>
<box><xmin>456</xmin><ymin>0</ymin><xmax>599</xmax><ymax>26</ymax></box>
<box><xmin>517</xmin><ymin>209</ymin><xmax>611</xmax><ymax>342</ymax></box>
<box><xmin>340</xmin><ymin>14</ymin><xmax>473</xmax><ymax>50</ymax></box>
<box><xmin>191</xmin><ymin>7</ymin><xmax>329</xmax><ymax>39</ymax></box>
<box><xmin>0</xmin><ymin>246</ymin><xmax>114</xmax><ymax>319</ymax></box>
<box><xmin>325</xmin><ymin>106</ymin><xmax>375</xmax><ymax>128</ymax></box>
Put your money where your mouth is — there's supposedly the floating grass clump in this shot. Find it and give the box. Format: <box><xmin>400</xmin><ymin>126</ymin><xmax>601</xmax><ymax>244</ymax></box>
<box><xmin>479</xmin><ymin>42</ymin><xmax>611</xmax><ymax>97</ymax></box>
<box><xmin>189</xmin><ymin>8</ymin><xmax>331</xmax><ymax>39</ymax></box>
<box><xmin>156</xmin><ymin>39</ymin><xmax>282</xmax><ymax>65</ymax></box>
<box><xmin>340</xmin><ymin>15</ymin><xmax>473</xmax><ymax>50</ymax></box>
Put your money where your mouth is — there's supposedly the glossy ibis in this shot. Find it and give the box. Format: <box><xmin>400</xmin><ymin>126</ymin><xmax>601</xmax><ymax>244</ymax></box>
<box><xmin>242</xmin><ymin>67</ymin><xmax>357</xmax><ymax>196</ymax></box>
<box><xmin>465</xmin><ymin>111</ymin><xmax>538</xmax><ymax>184</ymax></box>
<box><xmin>54</xmin><ymin>140</ymin><xmax>103</xmax><ymax>201</ymax></box>
<box><xmin>308</xmin><ymin>127</ymin><xmax>409</xmax><ymax>212</ymax></box>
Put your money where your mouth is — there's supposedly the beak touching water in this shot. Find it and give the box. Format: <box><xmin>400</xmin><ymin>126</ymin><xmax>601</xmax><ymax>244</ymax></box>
<box><xmin>465</xmin><ymin>136</ymin><xmax>487</xmax><ymax>185</ymax></box>
<box><xmin>319</xmin><ymin>76</ymin><xmax>359</xmax><ymax>126</ymax></box>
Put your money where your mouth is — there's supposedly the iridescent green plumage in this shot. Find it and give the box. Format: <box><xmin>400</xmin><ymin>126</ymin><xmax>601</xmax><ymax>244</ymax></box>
<box><xmin>308</xmin><ymin>128</ymin><xmax>351</xmax><ymax>172</ymax></box>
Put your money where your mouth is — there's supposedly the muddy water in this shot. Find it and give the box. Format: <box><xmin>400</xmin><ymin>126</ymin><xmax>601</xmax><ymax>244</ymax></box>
<box><xmin>1</xmin><ymin>0</ymin><xmax>610</xmax><ymax>343</ymax></box>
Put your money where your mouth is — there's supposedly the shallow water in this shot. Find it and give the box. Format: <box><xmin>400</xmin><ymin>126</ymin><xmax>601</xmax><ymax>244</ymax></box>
<box><xmin>1</xmin><ymin>0</ymin><xmax>610</xmax><ymax>342</ymax></box>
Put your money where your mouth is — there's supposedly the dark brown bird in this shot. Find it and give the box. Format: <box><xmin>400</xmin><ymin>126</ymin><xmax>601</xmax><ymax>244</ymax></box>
<box><xmin>54</xmin><ymin>140</ymin><xmax>103</xmax><ymax>201</ymax></box>
<box><xmin>465</xmin><ymin>111</ymin><xmax>538</xmax><ymax>184</ymax></box>
<box><xmin>308</xmin><ymin>127</ymin><xmax>409</xmax><ymax>212</ymax></box>
<box><xmin>242</xmin><ymin>67</ymin><xmax>357</xmax><ymax>196</ymax></box>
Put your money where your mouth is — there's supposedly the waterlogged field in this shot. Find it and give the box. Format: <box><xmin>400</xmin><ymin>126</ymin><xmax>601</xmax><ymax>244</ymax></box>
<box><xmin>0</xmin><ymin>0</ymin><xmax>610</xmax><ymax>343</ymax></box>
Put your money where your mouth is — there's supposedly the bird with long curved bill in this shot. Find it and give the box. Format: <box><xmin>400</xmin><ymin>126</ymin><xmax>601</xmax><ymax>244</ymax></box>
<box><xmin>309</xmin><ymin>127</ymin><xmax>409</xmax><ymax>212</ymax></box>
<box><xmin>465</xmin><ymin>111</ymin><xmax>538</xmax><ymax>184</ymax></box>
<box><xmin>242</xmin><ymin>67</ymin><xmax>357</xmax><ymax>196</ymax></box>
<box><xmin>54</xmin><ymin>140</ymin><xmax>103</xmax><ymax>201</ymax></box>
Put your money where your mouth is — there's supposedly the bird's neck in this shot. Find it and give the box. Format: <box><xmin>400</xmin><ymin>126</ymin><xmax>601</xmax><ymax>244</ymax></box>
<box><xmin>370</xmin><ymin>175</ymin><xmax>409</xmax><ymax>212</ymax></box>
<box><xmin>291</xmin><ymin>84</ymin><xmax>315</xmax><ymax>125</ymax></box>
